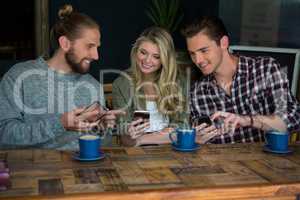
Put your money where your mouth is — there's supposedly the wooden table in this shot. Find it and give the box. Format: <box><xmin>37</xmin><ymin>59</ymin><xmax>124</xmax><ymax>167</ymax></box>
<box><xmin>1</xmin><ymin>143</ymin><xmax>300</xmax><ymax>200</ymax></box>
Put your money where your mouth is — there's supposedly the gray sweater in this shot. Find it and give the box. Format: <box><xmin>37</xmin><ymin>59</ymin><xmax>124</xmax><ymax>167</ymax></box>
<box><xmin>0</xmin><ymin>57</ymin><xmax>110</xmax><ymax>150</ymax></box>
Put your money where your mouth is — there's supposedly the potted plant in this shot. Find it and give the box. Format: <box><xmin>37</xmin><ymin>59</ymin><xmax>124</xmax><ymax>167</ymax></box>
<box><xmin>145</xmin><ymin>0</ymin><xmax>192</xmax><ymax>65</ymax></box>
<box><xmin>145</xmin><ymin>0</ymin><xmax>183</xmax><ymax>33</ymax></box>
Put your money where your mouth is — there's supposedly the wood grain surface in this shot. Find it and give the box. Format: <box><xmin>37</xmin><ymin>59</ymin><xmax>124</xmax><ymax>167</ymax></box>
<box><xmin>0</xmin><ymin>143</ymin><xmax>300</xmax><ymax>200</ymax></box>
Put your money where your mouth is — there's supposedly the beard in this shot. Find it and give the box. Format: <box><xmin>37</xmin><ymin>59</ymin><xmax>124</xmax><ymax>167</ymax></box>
<box><xmin>65</xmin><ymin>48</ymin><xmax>90</xmax><ymax>74</ymax></box>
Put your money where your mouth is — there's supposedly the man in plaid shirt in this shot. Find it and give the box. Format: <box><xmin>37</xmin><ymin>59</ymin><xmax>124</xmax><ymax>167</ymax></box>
<box><xmin>181</xmin><ymin>16</ymin><xmax>300</xmax><ymax>144</ymax></box>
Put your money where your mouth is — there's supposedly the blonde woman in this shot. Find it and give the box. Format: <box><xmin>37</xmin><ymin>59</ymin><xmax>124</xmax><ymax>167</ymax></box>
<box><xmin>112</xmin><ymin>26</ymin><xmax>188</xmax><ymax>146</ymax></box>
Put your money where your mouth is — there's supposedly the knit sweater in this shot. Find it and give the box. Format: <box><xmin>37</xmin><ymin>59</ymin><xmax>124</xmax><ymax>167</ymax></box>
<box><xmin>0</xmin><ymin>57</ymin><xmax>111</xmax><ymax>150</ymax></box>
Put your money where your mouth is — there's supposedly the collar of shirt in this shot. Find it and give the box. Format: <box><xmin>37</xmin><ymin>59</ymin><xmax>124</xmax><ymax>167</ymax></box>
<box><xmin>198</xmin><ymin>55</ymin><xmax>249</xmax><ymax>92</ymax></box>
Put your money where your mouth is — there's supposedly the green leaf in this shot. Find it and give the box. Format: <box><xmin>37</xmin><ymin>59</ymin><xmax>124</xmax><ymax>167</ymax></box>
<box><xmin>152</xmin><ymin>0</ymin><xmax>163</xmax><ymax>25</ymax></box>
<box><xmin>168</xmin><ymin>0</ymin><xmax>178</xmax><ymax>23</ymax></box>
<box><xmin>167</xmin><ymin>0</ymin><xmax>178</xmax><ymax>30</ymax></box>
<box><xmin>161</xmin><ymin>0</ymin><xmax>168</xmax><ymax>27</ymax></box>
<box><xmin>146</xmin><ymin>10</ymin><xmax>159</xmax><ymax>25</ymax></box>
<box><xmin>145</xmin><ymin>0</ymin><xmax>183</xmax><ymax>32</ymax></box>
<box><xmin>146</xmin><ymin>5</ymin><xmax>160</xmax><ymax>24</ymax></box>
<box><xmin>172</xmin><ymin>13</ymin><xmax>184</xmax><ymax>32</ymax></box>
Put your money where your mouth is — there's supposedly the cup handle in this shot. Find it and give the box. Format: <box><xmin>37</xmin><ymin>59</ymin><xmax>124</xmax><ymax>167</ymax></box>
<box><xmin>264</xmin><ymin>133</ymin><xmax>269</xmax><ymax>146</ymax></box>
<box><xmin>169</xmin><ymin>131</ymin><xmax>177</xmax><ymax>145</ymax></box>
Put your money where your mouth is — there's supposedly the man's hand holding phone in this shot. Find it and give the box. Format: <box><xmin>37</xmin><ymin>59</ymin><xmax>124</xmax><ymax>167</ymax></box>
<box><xmin>192</xmin><ymin>115</ymin><xmax>222</xmax><ymax>144</ymax></box>
<box><xmin>78</xmin><ymin>101</ymin><xmax>102</xmax><ymax>122</ymax></box>
<box><xmin>192</xmin><ymin>116</ymin><xmax>212</xmax><ymax>127</ymax></box>
<box><xmin>60</xmin><ymin>101</ymin><xmax>102</xmax><ymax>132</ymax></box>
<box><xmin>61</xmin><ymin>101</ymin><xmax>125</xmax><ymax>132</ymax></box>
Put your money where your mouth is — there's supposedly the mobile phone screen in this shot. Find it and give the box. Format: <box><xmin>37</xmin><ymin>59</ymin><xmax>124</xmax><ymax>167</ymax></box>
<box><xmin>133</xmin><ymin>110</ymin><xmax>150</xmax><ymax>120</ymax></box>
<box><xmin>81</xmin><ymin>101</ymin><xmax>100</xmax><ymax>114</ymax></box>
<box><xmin>193</xmin><ymin>115</ymin><xmax>212</xmax><ymax>126</ymax></box>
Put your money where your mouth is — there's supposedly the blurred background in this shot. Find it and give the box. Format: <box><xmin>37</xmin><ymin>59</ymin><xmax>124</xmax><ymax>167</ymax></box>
<box><xmin>0</xmin><ymin>0</ymin><xmax>300</xmax><ymax>86</ymax></box>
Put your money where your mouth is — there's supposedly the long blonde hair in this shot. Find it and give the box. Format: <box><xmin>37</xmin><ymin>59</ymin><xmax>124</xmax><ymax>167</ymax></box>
<box><xmin>130</xmin><ymin>26</ymin><xmax>184</xmax><ymax>115</ymax></box>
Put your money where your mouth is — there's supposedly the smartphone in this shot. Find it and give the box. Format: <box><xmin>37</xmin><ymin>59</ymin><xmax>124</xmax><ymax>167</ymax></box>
<box><xmin>133</xmin><ymin>110</ymin><xmax>150</xmax><ymax>120</ymax></box>
<box><xmin>80</xmin><ymin>101</ymin><xmax>100</xmax><ymax>114</ymax></box>
<box><xmin>193</xmin><ymin>115</ymin><xmax>212</xmax><ymax>126</ymax></box>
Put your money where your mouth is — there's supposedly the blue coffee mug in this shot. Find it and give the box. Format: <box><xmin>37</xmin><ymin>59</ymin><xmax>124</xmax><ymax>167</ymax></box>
<box><xmin>265</xmin><ymin>131</ymin><xmax>289</xmax><ymax>151</ymax></box>
<box><xmin>79</xmin><ymin>135</ymin><xmax>101</xmax><ymax>158</ymax></box>
<box><xmin>169</xmin><ymin>128</ymin><xmax>196</xmax><ymax>149</ymax></box>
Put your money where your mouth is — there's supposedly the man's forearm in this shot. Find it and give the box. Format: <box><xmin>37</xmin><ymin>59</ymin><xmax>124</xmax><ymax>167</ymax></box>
<box><xmin>252</xmin><ymin>115</ymin><xmax>287</xmax><ymax>132</ymax></box>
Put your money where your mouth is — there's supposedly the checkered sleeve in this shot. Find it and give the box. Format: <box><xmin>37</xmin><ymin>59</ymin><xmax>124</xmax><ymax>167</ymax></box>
<box><xmin>266</xmin><ymin>58</ymin><xmax>300</xmax><ymax>131</ymax></box>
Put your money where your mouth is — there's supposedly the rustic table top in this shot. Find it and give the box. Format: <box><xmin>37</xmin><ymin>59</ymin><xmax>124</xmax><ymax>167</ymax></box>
<box><xmin>1</xmin><ymin>143</ymin><xmax>300</xmax><ymax>200</ymax></box>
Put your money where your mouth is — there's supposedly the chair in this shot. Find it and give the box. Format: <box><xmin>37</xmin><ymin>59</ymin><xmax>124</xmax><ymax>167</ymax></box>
<box><xmin>229</xmin><ymin>45</ymin><xmax>300</xmax><ymax>98</ymax></box>
<box><xmin>290</xmin><ymin>131</ymin><xmax>299</xmax><ymax>143</ymax></box>
<box><xmin>103</xmin><ymin>83</ymin><xmax>113</xmax><ymax>109</ymax></box>
<box><xmin>103</xmin><ymin>83</ymin><xmax>121</xmax><ymax>146</ymax></box>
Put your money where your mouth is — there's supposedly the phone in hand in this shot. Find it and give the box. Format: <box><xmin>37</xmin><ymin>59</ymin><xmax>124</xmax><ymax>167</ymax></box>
<box><xmin>80</xmin><ymin>101</ymin><xmax>100</xmax><ymax>114</ymax></box>
<box><xmin>133</xmin><ymin>110</ymin><xmax>150</xmax><ymax>121</ymax></box>
<box><xmin>193</xmin><ymin>115</ymin><xmax>212</xmax><ymax>126</ymax></box>
<box><xmin>133</xmin><ymin>110</ymin><xmax>150</xmax><ymax>133</ymax></box>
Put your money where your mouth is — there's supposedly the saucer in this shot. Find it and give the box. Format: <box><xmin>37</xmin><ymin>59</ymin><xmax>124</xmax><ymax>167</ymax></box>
<box><xmin>263</xmin><ymin>145</ymin><xmax>293</xmax><ymax>154</ymax></box>
<box><xmin>172</xmin><ymin>143</ymin><xmax>200</xmax><ymax>152</ymax></box>
<box><xmin>73</xmin><ymin>152</ymin><xmax>105</xmax><ymax>161</ymax></box>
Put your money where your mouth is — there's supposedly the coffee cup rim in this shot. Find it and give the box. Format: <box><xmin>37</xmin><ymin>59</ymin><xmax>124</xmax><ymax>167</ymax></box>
<box><xmin>79</xmin><ymin>134</ymin><xmax>100</xmax><ymax>140</ymax></box>
<box><xmin>176</xmin><ymin>128</ymin><xmax>196</xmax><ymax>132</ymax></box>
<box><xmin>266</xmin><ymin>131</ymin><xmax>289</xmax><ymax>135</ymax></box>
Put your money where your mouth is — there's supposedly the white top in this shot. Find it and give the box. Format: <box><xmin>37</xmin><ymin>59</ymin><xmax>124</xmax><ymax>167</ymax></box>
<box><xmin>145</xmin><ymin>101</ymin><xmax>169</xmax><ymax>132</ymax></box>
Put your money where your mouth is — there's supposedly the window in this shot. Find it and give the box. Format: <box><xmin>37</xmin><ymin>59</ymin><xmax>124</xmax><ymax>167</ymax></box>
<box><xmin>229</xmin><ymin>45</ymin><xmax>300</xmax><ymax>97</ymax></box>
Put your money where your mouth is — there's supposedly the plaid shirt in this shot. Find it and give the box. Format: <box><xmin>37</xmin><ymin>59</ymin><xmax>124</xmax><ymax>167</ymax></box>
<box><xmin>190</xmin><ymin>55</ymin><xmax>300</xmax><ymax>144</ymax></box>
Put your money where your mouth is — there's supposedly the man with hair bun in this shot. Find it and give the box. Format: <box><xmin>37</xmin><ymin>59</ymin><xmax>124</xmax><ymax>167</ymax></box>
<box><xmin>0</xmin><ymin>4</ymin><xmax>123</xmax><ymax>150</ymax></box>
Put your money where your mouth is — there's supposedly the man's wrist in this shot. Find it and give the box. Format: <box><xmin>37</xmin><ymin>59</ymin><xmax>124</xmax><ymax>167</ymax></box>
<box><xmin>251</xmin><ymin>115</ymin><xmax>264</xmax><ymax>130</ymax></box>
<box><xmin>242</xmin><ymin>114</ymin><xmax>253</xmax><ymax>127</ymax></box>
<box><xmin>249</xmin><ymin>115</ymin><xmax>254</xmax><ymax>127</ymax></box>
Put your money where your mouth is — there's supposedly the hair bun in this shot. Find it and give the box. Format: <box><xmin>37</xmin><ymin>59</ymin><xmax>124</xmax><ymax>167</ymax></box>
<box><xmin>58</xmin><ymin>4</ymin><xmax>73</xmax><ymax>20</ymax></box>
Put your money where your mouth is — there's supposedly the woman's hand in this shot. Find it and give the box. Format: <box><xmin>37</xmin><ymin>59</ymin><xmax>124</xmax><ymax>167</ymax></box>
<box><xmin>127</xmin><ymin>118</ymin><xmax>150</xmax><ymax>139</ymax></box>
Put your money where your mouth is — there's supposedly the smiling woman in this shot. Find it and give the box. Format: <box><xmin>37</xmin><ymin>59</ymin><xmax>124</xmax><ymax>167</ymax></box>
<box><xmin>136</xmin><ymin>41</ymin><xmax>162</xmax><ymax>76</ymax></box>
<box><xmin>112</xmin><ymin>26</ymin><xmax>188</xmax><ymax>147</ymax></box>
